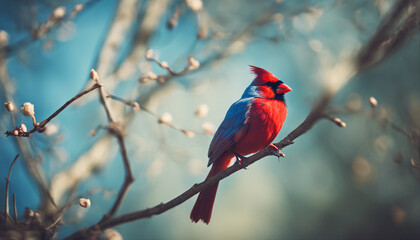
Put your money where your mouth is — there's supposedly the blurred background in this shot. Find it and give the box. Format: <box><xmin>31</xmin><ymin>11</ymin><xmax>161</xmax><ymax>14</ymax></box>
<box><xmin>0</xmin><ymin>0</ymin><xmax>419</xmax><ymax>239</ymax></box>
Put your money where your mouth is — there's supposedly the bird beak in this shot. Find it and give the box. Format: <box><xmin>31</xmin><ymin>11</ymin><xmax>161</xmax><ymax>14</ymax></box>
<box><xmin>276</xmin><ymin>83</ymin><xmax>292</xmax><ymax>94</ymax></box>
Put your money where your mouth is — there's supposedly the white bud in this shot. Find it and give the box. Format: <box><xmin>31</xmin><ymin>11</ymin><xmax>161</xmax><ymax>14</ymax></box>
<box><xmin>369</xmin><ymin>97</ymin><xmax>378</xmax><ymax>108</ymax></box>
<box><xmin>0</xmin><ymin>30</ymin><xmax>9</xmax><ymax>47</ymax></box>
<box><xmin>146</xmin><ymin>71</ymin><xmax>158</xmax><ymax>80</ymax></box>
<box><xmin>183</xmin><ymin>129</ymin><xmax>195</xmax><ymax>138</ymax></box>
<box><xmin>4</xmin><ymin>101</ymin><xmax>15</xmax><ymax>112</ymax></box>
<box><xmin>25</xmin><ymin>208</ymin><xmax>35</xmax><ymax>218</ymax></box>
<box><xmin>21</xmin><ymin>102</ymin><xmax>35</xmax><ymax>117</ymax></box>
<box><xmin>158</xmin><ymin>112</ymin><xmax>173</xmax><ymax>124</ymax></box>
<box><xmin>145</xmin><ymin>49</ymin><xmax>154</xmax><ymax>59</ymax></box>
<box><xmin>52</xmin><ymin>6</ymin><xmax>66</xmax><ymax>20</ymax></box>
<box><xmin>103</xmin><ymin>229</ymin><xmax>123</xmax><ymax>240</ymax></box>
<box><xmin>79</xmin><ymin>198</ymin><xmax>91</xmax><ymax>208</ymax></box>
<box><xmin>332</xmin><ymin>117</ymin><xmax>346</xmax><ymax>128</ymax></box>
<box><xmin>188</xmin><ymin>57</ymin><xmax>200</xmax><ymax>70</ymax></box>
<box><xmin>90</xmin><ymin>69</ymin><xmax>99</xmax><ymax>82</ymax></box>
<box><xmin>186</xmin><ymin>0</ymin><xmax>203</xmax><ymax>12</ymax></box>
<box><xmin>411</xmin><ymin>158</ymin><xmax>420</xmax><ymax>169</ymax></box>
<box><xmin>44</xmin><ymin>124</ymin><xmax>59</xmax><ymax>136</ymax></box>
<box><xmin>161</xmin><ymin>61</ymin><xmax>169</xmax><ymax>69</ymax></box>
<box><xmin>73</xmin><ymin>4</ymin><xmax>84</xmax><ymax>13</ymax></box>
<box><xmin>132</xmin><ymin>102</ymin><xmax>141</xmax><ymax>112</ymax></box>
<box><xmin>195</xmin><ymin>104</ymin><xmax>209</xmax><ymax>118</ymax></box>
<box><xmin>20</xmin><ymin>124</ymin><xmax>27</xmax><ymax>133</ymax></box>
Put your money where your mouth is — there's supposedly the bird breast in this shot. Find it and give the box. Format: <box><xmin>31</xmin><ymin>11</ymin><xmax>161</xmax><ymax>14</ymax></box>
<box><xmin>233</xmin><ymin>98</ymin><xmax>287</xmax><ymax>156</ymax></box>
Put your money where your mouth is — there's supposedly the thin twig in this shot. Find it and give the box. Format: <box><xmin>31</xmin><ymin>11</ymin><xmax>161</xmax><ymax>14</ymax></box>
<box><xmin>13</xmin><ymin>193</ymin><xmax>17</xmax><ymax>222</ymax></box>
<box><xmin>93</xmin><ymin>70</ymin><xmax>134</xmax><ymax>222</ymax></box>
<box><xmin>4</xmin><ymin>154</ymin><xmax>19</xmax><ymax>224</ymax></box>
<box><xmin>4</xmin><ymin>83</ymin><xmax>101</xmax><ymax>137</ymax></box>
<box><xmin>357</xmin><ymin>0</ymin><xmax>419</xmax><ymax>70</ymax></box>
<box><xmin>3</xmin><ymin>0</ymin><xmax>102</xmax><ymax>57</ymax></box>
<box><xmin>45</xmin><ymin>209</ymin><xmax>65</xmax><ymax>231</ymax></box>
<box><xmin>107</xmin><ymin>94</ymin><xmax>205</xmax><ymax>136</ymax></box>
<box><xmin>98</xmin><ymin>134</ymin><xmax>134</xmax><ymax>223</ymax></box>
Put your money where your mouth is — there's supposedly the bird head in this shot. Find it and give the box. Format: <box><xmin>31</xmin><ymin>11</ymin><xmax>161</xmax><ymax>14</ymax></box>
<box><xmin>248</xmin><ymin>65</ymin><xmax>292</xmax><ymax>100</ymax></box>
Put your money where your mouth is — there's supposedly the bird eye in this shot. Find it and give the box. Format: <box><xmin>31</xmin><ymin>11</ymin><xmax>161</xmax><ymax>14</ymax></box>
<box><xmin>264</xmin><ymin>82</ymin><xmax>273</xmax><ymax>87</ymax></box>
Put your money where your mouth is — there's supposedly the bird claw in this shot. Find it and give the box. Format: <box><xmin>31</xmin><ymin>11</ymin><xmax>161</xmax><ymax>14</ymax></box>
<box><xmin>268</xmin><ymin>143</ymin><xmax>285</xmax><ymax>160</ymax></box>
<box><xmin>234</xmin><ymin>152</ymin><xmax>248</xmax><ymax>170</ymax></box>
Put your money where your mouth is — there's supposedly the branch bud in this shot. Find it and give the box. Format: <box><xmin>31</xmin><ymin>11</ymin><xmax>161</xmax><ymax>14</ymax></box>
<box><xmin>4</xmin><ymin>101</ymin><xmax>15</xmax><ymax>112</ymax></box>
<box><xmin>73</xmin><ymin>4</ymin><xmax>84</xmax><ymax>13</ymax></box>
<box><xmin>369</xmin><ymin>96</ymin><xmax>378</xmax><ymax>108</ymax></box>
<box><xmin>103</xmin><ymin>229</ymin><xmax>123</xmax><ymax>240</ymax></box>
<box><xmin>132</xmin><ymin>102</ymin><xmax>141</xmax><ymax>112</ymax></box>
<box><xmin>145</xmin><ymin>49</ymin><xmax>154</xmax><ymax>59</ymax></box>
<box><xmin>0</xmin><ymin>30</ymin><xmax>9</xmax><ymax>48</ymax></box>
<box><xmin>167</xmin><ymin>9</ymin><xmax>180</xmax><ymax>29</ymax></box>
<box><xmin>79</xmin><ymin>198</ymin><xmax>91</xmax><ymax>208</ymax></box>
<box><xmin>146</xmin><ymin>71</ymin><xmax>158</xmax><ymax>80</ymax></box>
<box><xmin>182</xmin><ymin>129</ymin><xmax>195</xmax><ymax>138</ymax></box>
<box><xmin>90</xmin><ymin>69</ymin><xmax>100</xmax><ymax>83</ymax></box>
<box><xmin>161</xmin><ymin>61</ymin><xmax>169</xmax><ymax>69</ymax></box>
<box><xmin>20</xmin><ymin>124</ymin><xmax>27</xmax><ymax>133</ymax></box>
<box><xmin>25</xmin><ymin>208</ymin><xmax>34</xmax><ymax>219</ymax></box>
<box><xmin>51</xmin><ymin>6</ymin><xmax>66</xmax><ymax>21</ymax></box>
<box><xmin>21</xmin><ymin>102</ymin><xmax>35</xmax><ymax>117</ymax></box>
<box><xmin>411</xmin><ymin>158</ymin><xmax>420</xmax><ymax>168</ymax></box>
<box><xmin>186</xmin><ymin>0</ymin><xmax>203</xmax><ymax>12</ymax></box>
<box><xmin>188</xmin><ymin>57</ymin><xmax>200</xmax><ymax>70</ymax></box>
<box><xmin>158</xmin><ymin>112</ymin><xmax>173</xmax><ymax>124</ymax></box>
<box><xmin>332</xmin><ymin>117</ymin><xmax>346</xmax><ymax>128</ymax></box>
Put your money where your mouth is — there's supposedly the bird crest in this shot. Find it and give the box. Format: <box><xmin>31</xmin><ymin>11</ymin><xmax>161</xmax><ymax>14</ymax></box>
<box><xmin>249</xmin><ymin>65</ymin><xmax>279</xmax><ymax>85</ymax></box>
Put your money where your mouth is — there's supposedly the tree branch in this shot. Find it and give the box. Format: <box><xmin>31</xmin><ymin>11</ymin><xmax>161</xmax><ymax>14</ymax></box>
<box><xmin>4</xmin><ymin>154</ymin><xmax>19</xmax><ymax>224</ymax></box>
<box><xmin>4</xmin><ymin>83</ymin><xmax>102</xmax><ymax>137</ymax></box>
<box><xmin>90</xmin><ymin>70</ymin><xmax>135</xmax><ymax>223</ymax></box>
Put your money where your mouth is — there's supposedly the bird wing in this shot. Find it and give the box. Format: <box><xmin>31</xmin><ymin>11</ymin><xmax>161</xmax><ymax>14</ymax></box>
<box><xmin>207</xmin><ymin>98</ymin><xmax>252</xmax><ymax>167</ymax></box>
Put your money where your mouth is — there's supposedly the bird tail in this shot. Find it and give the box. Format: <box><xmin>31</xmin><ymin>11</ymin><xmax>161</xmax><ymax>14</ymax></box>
<box><xmin>190</xmin><ymin>153</ymin><xmax>233</xmax><ymax>224</ymax></box>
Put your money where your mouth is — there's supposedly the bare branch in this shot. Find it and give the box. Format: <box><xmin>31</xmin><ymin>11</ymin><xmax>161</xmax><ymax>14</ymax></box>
<box><xmin>357</xmin><ymin>0</ymin><xmax>419</xmax><ymax>70</ymax></box>
<box><xmin>4</xmin><ymin>154</ymin><xmax>19</xmax><ymax>224</ymax></box>
<box><xmin>3</xmin><ymin>0</ymin><xmax>102</xmax><ymax>57</ymax></box>
<box><xmin>107</xmin><ymin>94</ymin><xmax>206</xmax><ymax>136</ymax></box>
<box><xmin>12</xmin><ymin>194</ymin><xmax>17</xmax><ymax>223</ymax></box>
<box><xmin>91</xmin><ymin>70</ymin><xmax>135</xmax><ymax>222</ymax></box>
<box><xmin>4</xmin><ymin>83</ymin><xmax>101</xmax><ymax>137</ymax></box>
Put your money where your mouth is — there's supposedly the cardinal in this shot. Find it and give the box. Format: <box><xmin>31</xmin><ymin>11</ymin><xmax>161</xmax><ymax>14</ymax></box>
<box><xmin>190</xmin><ymin>65</ymin><xmax>292</xmax><ymax>224</ymax></box>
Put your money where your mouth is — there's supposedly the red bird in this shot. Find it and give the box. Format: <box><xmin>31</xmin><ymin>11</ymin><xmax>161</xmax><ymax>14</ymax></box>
<box><xmin>190</xmin><ymin>65</ymin><xmax>292</xmax><ymax>224</ymax></box>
